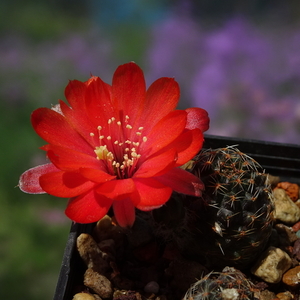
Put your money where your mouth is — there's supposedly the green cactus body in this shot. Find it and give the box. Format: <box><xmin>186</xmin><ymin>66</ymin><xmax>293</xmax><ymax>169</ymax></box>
<box><xmin>183</xmin><ymin>146</ymin><xmax>274</xmax><ymax>269</ymax></box>
<box><xmin>183</xmin><ymin>267</ymin><xmax>256</xmax><ymax>300</ymax></box>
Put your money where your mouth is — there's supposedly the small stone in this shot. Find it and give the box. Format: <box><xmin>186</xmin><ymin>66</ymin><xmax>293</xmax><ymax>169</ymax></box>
<box><xmin>77</xmin><ymin>233</ymin><xmax>109</xmax><ymax>275</ymax></box>
<box><xmin>98</xmin><ymin>239</ymin><xmax>116</xmax><ymax>257</ymax></box>
<box><xmin>292</xmin><ymin>239</ymin><xmax>300</xmax><ymax>261</ymax></box>
<box><xmin>273</xmin><ymin>189</ymin><xmax>300</xmax><ymax>224</ymax></box>
<box><xmin>275</xmin><ymin>182</ymin><xmax>299</xmax><ymax>202</ymax></box>
<box><xmin>258</xmin><ymin>289</ymin><xmax>276</xmax><ymax>300</ymax></box>
<box><xmin>72</xmin><ymin>292</ymin><xmax>97</xmax><ymax>300</ymax></box>
<box><xmin>93</xmin><ymin>215</ymin><xmax>126</xmax><ymax>248</ymax></box>
<box><xmin>275</xmin><ymin>224</ymin><xmax>298</xmax><ymax>247</ymax></box>
<box><xmin>292</xmin><ymin>221</ymin><xmax>300</xmax><ymax>232</ymax></box>
<box><xmin>221</xmin><ymin>288</ymin><xmax>239</xmax><ymax>300</ymax></box>
<box><xmin>267</xmin><ymin>175</ymin><xmax>280</xmax><ymax>187</ymax></box>
<box><xmin>282</xmin><ymin>265</ymin><xmax>300</xmax><ymax>287</ymax></box>
<box><xmin>84</xmin><ymin>268</ymin><xmax>113</xmax><ymax>299</ymax></box>
<box><xmin>113</xmin><ymin>290</ymin><xmax>142</xmax><ymax>300</ymax></box>
<box><xmin>251</xmin><ymin>247</ymin><xmax>292</xmax><ymax>283</ymax></box>
<box><xmin>276</xmin><ymin>291</ymin><xmax>294</xmax><ymax>300</ymax></box>
<box><xmin>144</xmin><ymin>281</ymin><xmax>160</xmax><ymax>294</ymax></box>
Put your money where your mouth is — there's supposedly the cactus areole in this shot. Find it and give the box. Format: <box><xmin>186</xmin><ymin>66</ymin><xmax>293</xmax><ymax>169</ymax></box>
<box><xmin>185</xmin><ymin>146</ymin><xmax>274</xmax><ymax>269</ymax></box>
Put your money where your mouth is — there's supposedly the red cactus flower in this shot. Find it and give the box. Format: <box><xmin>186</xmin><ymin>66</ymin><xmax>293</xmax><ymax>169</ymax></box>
<box><xmin>19</xmin><ymin>62</ymin><xmax>209</xmax><ymax>227</ymax></box>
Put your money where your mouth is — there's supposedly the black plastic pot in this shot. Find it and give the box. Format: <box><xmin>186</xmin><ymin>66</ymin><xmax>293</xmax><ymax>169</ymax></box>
<box><xmin>53</xmin><ymin>134</ymin><xmax>300</xmax><ymax>300</ymax></box>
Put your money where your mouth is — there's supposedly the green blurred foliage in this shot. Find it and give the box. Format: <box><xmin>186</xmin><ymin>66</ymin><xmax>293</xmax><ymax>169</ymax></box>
<box><xmin>0</xmin><ymin>2</ymin><xmax>86</xmax><ymax>300</ymax></box>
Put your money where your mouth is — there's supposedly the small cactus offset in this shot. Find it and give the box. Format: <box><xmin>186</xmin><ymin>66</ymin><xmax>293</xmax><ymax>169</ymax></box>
<box><xmin>183</xmin><ymin>267</ymin><xmax>257</xmax><ymax>300</ymax></box>
<box><xmin>182</xmin><ymin>146</ymin><xmax>274</xmax><ymax>269</ymax></box>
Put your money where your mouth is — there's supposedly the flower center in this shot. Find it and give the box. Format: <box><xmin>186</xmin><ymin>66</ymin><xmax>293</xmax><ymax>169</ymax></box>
<box><xmin>90</xmin><ymin>115</ymin><xmax>147</xmax><ymax>179</ymax></box>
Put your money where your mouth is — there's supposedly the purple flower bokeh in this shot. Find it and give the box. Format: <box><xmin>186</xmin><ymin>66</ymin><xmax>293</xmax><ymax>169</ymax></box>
<box><xmin>0</xmin><ymin>30</ymin><xmax>114</xmax><ymax>107</ymax></box>
<box><xmin>147</xmin><ymin>14</ymin><xmax>300</xmax><ymax>144</ymax></box>
<box><xmin>1</xmin><ymin>13</ymin><xmax>300</xmax><ymax>144</ymax></box>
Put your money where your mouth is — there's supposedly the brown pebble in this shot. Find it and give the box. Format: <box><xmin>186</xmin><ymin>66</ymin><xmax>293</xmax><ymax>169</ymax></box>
<box><xmin>275</xmin><ymin>224</ymin><xmax>298</xmax><ymax>246</ymax></box>
<box><xmin>72</xmin><ymin>292</ymin><xmax>97</xmax><ymax>300</ymax></box>
<box><xmin>77</xmin><ymin>233</ymin><xmax>110</xmax><ymax>275</ymax></box>
<box><xmin>292</xmin><ymin>239</ymin><xmax>300</xmax><ymax>261</ymax></box>
<box><xmin>275</xmin><ymin>182</ymin><xmax>299</xmax><ymax>202</ymax></box>
<box><xmin>276</xmin><ymin>291</ymin><xmax>294</xmax><ymax>300</ymax></box>
<box><xmin>282</xmin><ymin>265</ymin><xmax>300</xmax><ymax>287</ymax></box>
<box><xmin>292</xmin><ymin>221</ymin><xmax>300</xmax><ymax>232</ymax></box>
<box><xmin>84</xmin><ymin>268</ymin><xmax>113</xmax><ymax>299</ymax></box>
<box><xmin>258</xmin><ymin>289</ymin><xmax>276</xmax><ymax>300</ymax></box>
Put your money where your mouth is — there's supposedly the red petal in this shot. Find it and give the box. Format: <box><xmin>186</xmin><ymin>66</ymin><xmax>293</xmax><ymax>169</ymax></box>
<box><xmin>79</xmin><ymin>168</ymin><xmax>116</xmax><ymax>183</ymax></box>
<box><xmin>112</xmin><ymin>198</ymin><xmax>136</xmax><ymax>228</ymax></box>
<box><xmin>165</xmin><ymin>128</ymin><xmax>204</xmax><ymax>166</ymax></box>
<box><xmin>96</xmin><ymin>178</ymin><xmax>135</xmax><ymax>200</ymax></box>
<box><xmin>131</xmin><ymin>178</ymin><xmax>172</xmax><ymax>210</ymax></box>
<box><xmin>39</xmin><ymin>171</ymin><xmax>96</xmax><ymax>197</ymax></box>
<box><xmin>185</xmin><ymin>107</ymin><xmax>210</xmax><ymax>133</ymax></box>
<box><xmin>112</xmin><ymin>62</ymin><xmax>146</xmax><ymax>129</ymax></box>
<box><xmin>142</xmin><ymin>77</ymin><xmax>179</xmax><ymax>134</ymax></box>
<box><xmin>64</xmin><ymin>79</ymin><xmax>87</xmax><ymax>111</ymax></box>
<box><xmin>59</xmin><ymin>100</ymin><xmax>96</xmax><ymax>147</ymax></box>
<box><xmin>19</xmin><ymin>163</ymin><xmax>58</xmax><ymax>194</ymax></box>
<box><xmin>65</xmin><ymin>189</ymin><xmax>113</xmax><ymax>223</ymax></box>
<box><xmin>140</xmin><ymin>110</ymin><xmax>187</xmax><ymax>157</ymax></box>
<box><xmin>43</xmin><ymin>144</ymin><xmax>102</xmax><ymax>171</ymax></box>
<box><xmin>134</xmin><ymin>148</ymin><xmax>177</xmax><ymax>178</ymax></box>
<box><xmin>84</xmin><ymin>76</ymin><xmax>114</xmax><ymax>129</ymax></box>
<box><xmin>31</xmin><ymin>108</ymin><xmax>93</xmax><ymax>154</ymax></box>
<box><xmin>156</xmin><ymin>168</ymin><xmax>204</xmax><ymax>197</ymax></box>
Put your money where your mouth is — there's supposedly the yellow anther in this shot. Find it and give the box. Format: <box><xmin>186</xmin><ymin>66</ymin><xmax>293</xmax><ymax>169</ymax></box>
<box><xmin>94</xmin><ymin>145</ymin><xmax>108</xmax><ymax>160</ymax></box>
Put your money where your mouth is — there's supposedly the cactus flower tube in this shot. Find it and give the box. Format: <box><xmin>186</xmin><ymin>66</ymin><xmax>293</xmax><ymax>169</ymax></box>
<box><xmin>19</xmin><ymin>62</ymin><xmax>209</xmax><ymax>227</ymax></box>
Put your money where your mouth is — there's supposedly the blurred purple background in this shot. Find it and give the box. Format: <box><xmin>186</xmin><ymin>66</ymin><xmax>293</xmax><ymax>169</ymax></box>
<box><xmin>2</xmin><ymin>0</ymin><xmax>300</xmax><ymax>144</ymax></box>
